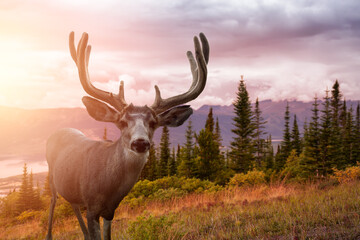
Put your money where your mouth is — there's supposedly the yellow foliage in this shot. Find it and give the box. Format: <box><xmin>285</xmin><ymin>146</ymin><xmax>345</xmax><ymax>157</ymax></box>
<box><xmin>229</xmin><ymin>170</ymin><xmax>266</xmax><ymax>187</ymax></box>
<box><xmin>332</xmin><ymin>165</ymin><xmax>360</xmax><ymax>183</ymax></box>
<box><xmin>15</xmin><ymin>210</ymin><xmax>42</xmax><ymax>223</ymax></box>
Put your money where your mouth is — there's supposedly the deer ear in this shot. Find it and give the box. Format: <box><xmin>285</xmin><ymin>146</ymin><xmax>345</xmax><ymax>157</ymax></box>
<box><xmin>157</xmin><ymin>105</ymin><xmax>193</xmax><ymax>127</ymax></box>
<box><xmin>82</xmin><ymin>96</ymin><xmax>120</xmax><ymax>122</ymax></box>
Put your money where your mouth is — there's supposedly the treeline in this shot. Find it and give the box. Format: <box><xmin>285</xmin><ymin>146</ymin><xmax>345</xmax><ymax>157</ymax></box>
<box><xmin>139</xmin><ymin>78</ymin><xmax>360</xmax><ymax>183</ymax></box>
<box><xmin>0</xmin><ymin>164</ymin><xmax>51</xmax><ymax>218</ymax></box>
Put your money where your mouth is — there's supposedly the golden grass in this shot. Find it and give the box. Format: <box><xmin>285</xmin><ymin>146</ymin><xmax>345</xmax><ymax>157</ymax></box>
<box><xmin>0</xmin><ymin>181</ymin><xmax>358</xmax><ymax>239</ymax></box>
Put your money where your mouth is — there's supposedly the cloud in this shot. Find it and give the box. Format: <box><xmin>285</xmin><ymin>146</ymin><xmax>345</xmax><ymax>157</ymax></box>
<box><xmin>0</xmin><ymin>0</ymin><xmax>360</xmax><ymax>110</ymax></box>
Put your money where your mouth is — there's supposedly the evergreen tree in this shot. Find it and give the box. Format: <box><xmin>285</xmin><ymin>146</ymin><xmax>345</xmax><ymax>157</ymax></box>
<box><xmin>17</xmin><ymin>163</ymin><xmax>30</xmax><ymax>213</ymax></box>
<box><xmin>319</xmin><ymin>89</ymin><xmax>333</xmax><ymax>175</ymax></box>
<box><xmin>330</xmin><ymin>80</ymin><xmax>345</xmax><ymax>169</ymax></box>
<box><xmin>264</xmin><ymin>135</ymin><xmax>274</xmax><ymax>170</ymax></box>
<box><xmin>344</xmin><ymin>106</ymin><xmax>355</xmax><ymax>165</ymax></box>
<box><xmin>214</xmin><ymin>117</ymin><xmax>222</xmax><ymax>147</ymax></box>
<box><xmin>140</xmin><ymin>142</ymin><xmax>157</xmax><ymax>181</ymax></box>
<box><xmin>353</xmin><ymin>103</ymin><xmax>360</xmax><ymax>163</ymax></box>
<box><xmin>230</xmin><ymin>78</ymin><xmax>255</xmax><ymax>173</ymax></box>
<box><xmin>167</xmin><ymin>148</ymin><xmax>177</xmax><ymax>176</ymax></box>
<box><xmin>196</xmin><ymin>107</ymin><xmax>221</xmax><ymax>181</ymax></box>
<box><xmin>275</xmin><ymin>102</ymin><xmax>291</xmax><ymax>170</ymax></box>
<box><xmin>291</xmin><ymin>114</ymin><xmax>302</xmax><ymax>155</ymax></box>
<box><xmin>43</xmin><ymin>171</ymin><xmax>52</xmax><ymax>197</ymax></box>
<box><xmin>178</xmin><ymin>120</ymin><xmax>197</xmax><ymax>178</ymax></box>
<box><xmin>158</xmin><ymin>126</ymin><xmax>170</xmax><ymax>178</ymax></box>
<box><xmin>253</xmin><ymin>98</ymin><xmax>267</xmax><ymax>168</ymax></box>
<box><xmin>28</xmin><ymin>171</ymin><xmax>36</xmax><ymax>210</ymax></box>
<box><xmin>205</xmin><ymin>107</ymin><xmax>214</xmax><ymax>133</ymax></box>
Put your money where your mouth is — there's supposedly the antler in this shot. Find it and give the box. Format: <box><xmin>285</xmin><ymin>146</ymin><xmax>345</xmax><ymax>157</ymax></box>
<box><xmin>151</xmin><ymin>33</ymin><xmax>209</xmax><ymax>114</ymax></box>
<box><xmin>69</xmin><ymin>32</ymin><xmax>127</xmax><ymax>111</ymax></box>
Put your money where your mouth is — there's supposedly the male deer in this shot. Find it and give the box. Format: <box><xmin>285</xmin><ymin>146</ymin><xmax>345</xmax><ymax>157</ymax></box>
<box><xmin>45</xmin><ymin>32</ymin><xmax>209</xmax><ymax>240</ymax></box>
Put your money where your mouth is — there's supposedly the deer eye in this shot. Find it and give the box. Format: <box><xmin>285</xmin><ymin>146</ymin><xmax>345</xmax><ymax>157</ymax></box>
<box><xmin>118</xmin><ymin>120</ymin><xmax>128</xmax><ymax>129</ymax></box>
<box><xmin>149</xmin><ymin>120</ymin><xmax>157</xmax><ymax>129</ymax></box>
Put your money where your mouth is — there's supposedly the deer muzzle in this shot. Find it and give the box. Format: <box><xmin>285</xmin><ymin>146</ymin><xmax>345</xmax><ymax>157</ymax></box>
<box><xmin>130</xmin><ymin>138</ymin><xmax>150</xmax><ymax>153</ymax></box>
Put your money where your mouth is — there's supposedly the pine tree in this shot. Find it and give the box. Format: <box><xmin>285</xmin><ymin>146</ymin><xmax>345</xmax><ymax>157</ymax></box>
<box><xmin>253</xmin><ymin>98</ymin><xmax>267</xmax><ymax>168</ymax></box>
<box><xmin>167</xmin><ymin>148</ymin><xmax>177</xmax><ymax>176</ymax></box>
<box><xmin>343</xmin><ymin>105</ymin><xmax>355</xmax><ymax>165</ymax></box>
<box><xmin>275</xmin><ymin>102</ymin><xmax>291</xmax><ymax>171</ymax></box>
<box><xmin>43</xmin><ymin>171</ymin><xmax>52</xmax><ymax>197</ymax></box>
<box><xmin>196</xmin><ymin>108</ymin><xmax>221</xmax><ymax>181</ymax></box>
<box><xmin>353</xmin><ymin>103</ymin><xmax>360</xmax><ymax>163</ymax></box>
<box><xmin>330</xmin><ymin>80</ymin><xmax>345</xmax><ymax>169</ymax></box>
<box><xmin>301</xmin><ymin>96</ymin><xmax>321</xmax><ymax>177</ymax></box>
<box><xmin>214</xmin><ymin>117</ymin><xmax>222</xmax><ymax>147</ymax></box>
<box><xmin>140</xmin><ymin>142</ymin><xmax>157</xmax><ymax>181</ymax></box>
<box><xmin>264</xmin><ymin>135</ymin><xmax>274</xmax><ymax>170</ymax></box>
<box><xmin>291</xmin><ymin>114</ymin><xmax>302</xmax><ymax>155</ymax></box>
<box><xmin>319</xmin><ymin>89</ymin><xmax>333</xmax><ymax>175</ymax></box>
<box><xmin>17</xmin><ymin>163</ymin><xmax>30</xmax><ymax>213</ymax></box>
<box><xmin>205</xmin><ymin>107</ymin><xmax>214</xmax><ymax>133</ymax></box>
<box><xmin>178</xmin><ymin>120</ymin><xmax>197</xmax><ymax>178</ymax></box>
<box><xmin>157</xmin><ymin>126</ymin><xmax>170</xmax><ymax>178</ymax></box>
<box><xmin>230</xmin><ymin>77</ymin><xmax>255</xmax><ymax>173</ymax></box>
<box><xmin>28</xmin><ymin>171</ymin><xmax>36</xmax><ymax>210</ymax></box>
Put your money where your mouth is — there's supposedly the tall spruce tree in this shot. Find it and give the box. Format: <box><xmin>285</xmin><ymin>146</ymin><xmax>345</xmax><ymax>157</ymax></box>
<box><xmin>140</xmin><ymin>142</ymin><xmax>157</xmax><ymax>180</ymax></box>
<box><xmin>178</xmin><ymin>120</ymin><xmax>197</xmax><ymax>178</ymax></box>
<box><xmin>196</xmin><ymin>107</ymin><xmax>221</xmax><ymax>181</ymax></box>
<box><xmin>168</xmin><ymin>147</ymin><xmax>177</xmax><ymax>176</ymax></box>
<box><xmin>264</xmin><ymin>135</ymin><xmax>274</xmax><ymax>170</ymax></box>
<box><xmin>253</xmin><ymin>98</ymin><xmax>267</xmax><ymax>168</ymax></box>
<box><xmin>319</xmin><ymin>89</ymin><xmax>333</xmax><ymax>175</ymax></box>
<box><xmin>215</xmin><ymin>117</ymin><xmax>222</xmax><ymax>147</ymax></box>
<box><xmin>158</xmin><ymin>126</ymin><xmax>170</xmax><ymax>178</ymax></box>
<box><xmin>353</xmin><ymin>103</ymin><xmax>360</xmax><ymax>163</ymax></box>
<box><xmin>43</xmin><ymin>171</ymin><xmax>52</xmax><ymax>197</ymax></box>
<box><xmin>17</xmin><ymin>163</ymin><xmax>30</xmax><ymax>213</ymax></box>
<box><xmin>275</xmin><ymin>102</ymin><xmax>291</xmax><ymax>171</ymax></box>
<box><xmin>291</xmin><ymin>114</ymin><xmax>302</xmax><ymax>155</ymax></box>
<box><xmin>230</xmin><ymin>77</ymin><xmax>255</xmax><ymax>173</ymax></box>
<box><xmin>330</xmin><ymin>80</ymin><xmax>345</xmax><ymax>169</ymax></box>
<box><xmin>344</xmin><ymin>106</ymin><xmax>355</xmax><ymax>165</ymax></box>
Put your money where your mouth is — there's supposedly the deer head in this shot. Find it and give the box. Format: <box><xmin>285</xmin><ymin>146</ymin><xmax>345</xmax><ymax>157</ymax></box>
<box><xmin>69</xmin><ymin>32</ymin><xmax>209</xmax><ymax>153</ymax></box>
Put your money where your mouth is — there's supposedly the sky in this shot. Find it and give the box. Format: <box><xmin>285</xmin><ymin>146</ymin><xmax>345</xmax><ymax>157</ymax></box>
<box><xmin>0</xmin><ymin>0</ymin><xmax>360</xmax><ymax>111</ymax></box>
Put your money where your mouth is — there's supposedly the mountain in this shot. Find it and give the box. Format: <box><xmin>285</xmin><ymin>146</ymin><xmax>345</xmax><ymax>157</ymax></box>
<box><xmin>1</xmin><ymin>100</ymin><xmax>359</xmax><ymax>172</ymax></box>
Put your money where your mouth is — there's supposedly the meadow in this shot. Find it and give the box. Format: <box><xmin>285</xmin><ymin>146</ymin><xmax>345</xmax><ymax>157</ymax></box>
<box><xmin>1</xmin><ymin>177</ymin><xmax>360</xmax><ymax>240</ymax></box>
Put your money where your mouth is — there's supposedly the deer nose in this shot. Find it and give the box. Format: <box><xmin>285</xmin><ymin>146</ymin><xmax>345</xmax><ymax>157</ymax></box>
<box><xmin>131</xmin><ymin>138</ymin><xmax>150</xmax><ymax>153</ymax></box>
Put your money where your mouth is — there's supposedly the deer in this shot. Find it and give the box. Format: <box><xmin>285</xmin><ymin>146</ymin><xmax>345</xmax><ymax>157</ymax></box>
<box><xmin>45</xmin><ymin>31</ymin><xmax>209</xmax><ymax>240</ymax></box>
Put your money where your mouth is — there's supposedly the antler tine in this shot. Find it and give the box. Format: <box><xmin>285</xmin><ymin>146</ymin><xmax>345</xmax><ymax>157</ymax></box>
<box><xmin>151</xmin><ymin>33</ymin><xmax>209</xmax><ymax>114</ymax></box>
<box><xmin>69</xmin><ymin>32</ymin><xmax>127</xmax><ymax>111</ymax></box>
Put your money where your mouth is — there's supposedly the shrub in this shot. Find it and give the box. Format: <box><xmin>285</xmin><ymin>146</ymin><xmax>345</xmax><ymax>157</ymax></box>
<box><xmin>229</xmin><ymin>170</ymin><xmax>266</xmax><ymax>187</ymax></box>
<box><xmin>122</xmin><ymin>176</ymin><xmax>222</xmax><ymax>206</ymax></box>
<box><xmin>127</xmin><ymin>214</ymin><xmax>181</xmax><ymax>240</ymax></box>
<box><xmin>16</xmin><ymin>210</ymin><xmax>42</xmax><ymax>223</ymax></box>
<box><xmin>332</xmin><ymin>165</ymin><xmax>360</xmax><ymax>183</ymax></box>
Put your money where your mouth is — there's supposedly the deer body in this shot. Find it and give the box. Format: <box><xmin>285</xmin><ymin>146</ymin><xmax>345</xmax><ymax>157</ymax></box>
<box><xmin>47</xmin><ymin>128</ymin><xmax>147</xmax><ymax>219</ymax></box>
<box><xmin>46</xmin><ymin>32</ymin><xmax>209</xmax><ymax>240</ymax></box>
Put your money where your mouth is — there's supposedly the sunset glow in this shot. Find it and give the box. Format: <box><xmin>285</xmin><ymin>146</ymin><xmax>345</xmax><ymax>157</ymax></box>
<box><xmin>1</xmin><ymin>0</ymin><xmax>360</xmax><ymax>177</ymax></box>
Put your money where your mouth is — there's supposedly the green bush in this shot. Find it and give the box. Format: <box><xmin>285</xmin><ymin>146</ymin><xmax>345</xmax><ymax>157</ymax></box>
<box><xmin>127</xmin><ymin>214</ymin><xmax>181</xmax><ymax>240</ymax></box>
<box><xmin>229</xmin><ymin>170</ymin><xmax>266</xmax><ymax>187</ymax></box>
<box><xmin>122</xmin><ymin>176</ymin><xmax>222</xmax><ymax>206</ymax></box>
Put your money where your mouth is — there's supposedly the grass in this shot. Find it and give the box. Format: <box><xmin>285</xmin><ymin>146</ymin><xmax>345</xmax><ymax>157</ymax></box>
<box><xmin>1</xmin><ymin>180</ymin><xmax>360</xmax><ymax>239</ymax></box>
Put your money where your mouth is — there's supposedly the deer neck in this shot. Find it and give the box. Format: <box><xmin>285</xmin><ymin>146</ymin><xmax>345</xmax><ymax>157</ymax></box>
<box><xmin>109</xmin><ymin>137</ymin><xmax>148</xmax><ymax>182</ymax></box>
